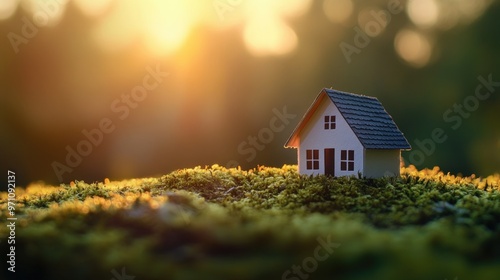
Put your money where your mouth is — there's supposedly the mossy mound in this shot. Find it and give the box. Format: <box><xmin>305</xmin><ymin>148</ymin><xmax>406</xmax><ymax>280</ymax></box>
<box><xmin>1</xmin><ymin>165</ymin><xmax>499</xmax><ymax>280</ymax></box>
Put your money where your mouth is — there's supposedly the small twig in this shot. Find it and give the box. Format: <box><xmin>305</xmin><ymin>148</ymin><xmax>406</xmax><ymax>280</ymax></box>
<box><xmin>224</xmin><ymin>187</ymin><xmax>236</xmax><ymax>195</ymax></box>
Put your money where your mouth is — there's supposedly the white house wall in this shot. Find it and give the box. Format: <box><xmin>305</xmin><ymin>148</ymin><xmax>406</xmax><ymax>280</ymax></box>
<box><xmin>298</xmin><ymin>97</ymin><xmax>364</xmax><ymax>176</ymax></box>
<box><xmin>363</xmin><ymin>149</ymin><xmax>401</xmax><ymax>177</ymax></box>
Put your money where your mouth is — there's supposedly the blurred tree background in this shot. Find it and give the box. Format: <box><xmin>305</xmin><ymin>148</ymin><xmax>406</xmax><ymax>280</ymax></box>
<box><xmin>0</xmin><ymin>0</ymin><xmax>499</xmax><ymax>188</ymax></box>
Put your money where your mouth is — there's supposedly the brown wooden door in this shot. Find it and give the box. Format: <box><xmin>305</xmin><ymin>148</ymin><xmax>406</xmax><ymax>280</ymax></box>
<box><xmin>324</xmin><ymin>148</ymin><xmax>335</xmax><ymax>176</ymax></box>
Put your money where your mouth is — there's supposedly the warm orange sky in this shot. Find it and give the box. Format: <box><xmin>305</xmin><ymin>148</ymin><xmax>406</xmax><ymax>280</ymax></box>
<box><xmin>1</xmin><ymin>0</ymin><xmax>493</xmax><ymax>66</ymax></box>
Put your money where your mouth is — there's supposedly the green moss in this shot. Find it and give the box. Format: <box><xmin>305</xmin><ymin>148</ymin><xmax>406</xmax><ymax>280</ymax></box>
<box><xmin>1</xmin><ymin>165</ymin><xmax>499</xmax><ymax>279</ymax></box>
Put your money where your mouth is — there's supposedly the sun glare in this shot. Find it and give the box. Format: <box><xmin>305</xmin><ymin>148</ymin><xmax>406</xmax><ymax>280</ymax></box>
<box><xmin>91</xmin><ymin>0</ymin><xmax>140</xmax><ymax>52</ymax></box>
<box><xmin>243</xmin><ymin>17</ymin><xmax>298</xmax><ymax>57</ymax></box>
<box><xmin>142</xmin><ymin>1</ymin><xmax>199</xmax><ymax>57</ymax></box>
<box><xmin>90</xmin><ymin>0</ymin><xmax>201</xmax><ymax>56</ymax></box>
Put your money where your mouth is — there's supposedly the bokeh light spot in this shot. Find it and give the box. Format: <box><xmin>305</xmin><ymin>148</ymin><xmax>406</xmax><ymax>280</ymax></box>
<box><xmin>0</xmin><ymin>0</ymin><xmax>19</xmax><ymax>21</ymax></box>
<box><xmin>394</xmin><ymin>29</ymin><xmax>432</xmax><ymax>68</ymax></box>
<box><xmin>323</xmin><ymin>0</ymin><xmax>354</xmax><ymax>24</ymax></box>
<box><xmin>21</xmin><ymin>0</ymin><xmax>68</xmax><ymax>27</ymax></box>
<box><xmin>456</xmin><ymin>0</ymin><xmax>489</xmax><ymax>24</ymax></box>
<box><xmin>244</xmin><ymin>0</ymin><xmax>312</xmax><ymax>19</ymax></box>
<box><xmin>407</xmin><ymin>0</ymin><xmax>439</xmax><ymax>28</ymax></box>
<box><xmin>73</xmin><ymin>0</ymin><xmax>113</xmax><ymax>17</ymax></box>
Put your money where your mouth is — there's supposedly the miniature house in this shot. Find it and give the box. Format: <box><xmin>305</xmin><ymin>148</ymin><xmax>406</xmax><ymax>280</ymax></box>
<box><xmin>284</xmin><ymin>88</ymin><xmax>411</xmax><ymax>178</ymax></box>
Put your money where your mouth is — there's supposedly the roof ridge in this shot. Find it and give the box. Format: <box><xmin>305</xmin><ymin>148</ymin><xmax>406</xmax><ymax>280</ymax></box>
<box><xmin>325</xmin><ymin>88</ymin><xmax>379</xmax><ymax>101</ymax></box>
<box><xmin>325</xmin><ymin>88</ymin><xmax>411</xmax><ymax>150</ymax></box>
<box><xmin>284</xmin><ymin>88</ymin><xmax>411</xmax><ymax>150</ymax></box>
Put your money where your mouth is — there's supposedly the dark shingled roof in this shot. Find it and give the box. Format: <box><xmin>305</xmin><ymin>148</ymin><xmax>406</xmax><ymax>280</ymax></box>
<box><xmin>325</xmin><ymin>89</ymin><xmax>411</xmax><ymax>149</ymax></box>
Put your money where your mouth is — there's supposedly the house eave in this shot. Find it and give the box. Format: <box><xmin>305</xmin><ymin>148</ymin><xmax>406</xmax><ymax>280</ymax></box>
<box><xmin>283</xmin><ymin>89</ymin><xmax>329</xmax><ymax>148</ymax></box>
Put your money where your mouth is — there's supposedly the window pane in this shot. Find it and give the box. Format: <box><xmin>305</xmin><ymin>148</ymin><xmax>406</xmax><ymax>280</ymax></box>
<box><xmin>332</xmin><ymin>115</ymin><xmax>336</xmax><ymax>122</ymax></box>
<box><xmin>306</xmin><ymin>150</ymin><xmax>312</xmax><ymax>159</ymax></box>
<box><xmin>324</xmin><ymin>115</ymin><xmax>329</xmax><ymax>122</ymax></box>
<box><xmin>313</xmin><ymin>150</ymin><xmax>319</xmax><ymax>159</ymax></box>
<box><xmin>324</xmin><ymin>123</ymin><xmax>329</xmax><ymax>130</ymax></box>
<box><xmin>341</xmin><ymin>162</ymin><xmax>346</xmax><ymax>171</ymax></box>
<box><xmin>348</xmin><ymin>162</ymin><xmax>354</xmax><ymax>171</ymax></box>
<box><xmin>307</xmin><ymin>161</ymin><xmax>312</xmax><ymax>170</ymax></box>
<box><xmin>341</xmin><ymin>150</ymin><xmax>346</xmax><ymax>160</ymax></box>
<box><xmin>349</xmin><ymin>150</ymin><xmax>354</xmax><ymax>160</ymax></box>
<box><xmin>313</xmin><ymin>161</ymin><xmax>319</xmax><ymax>170</ymax></box>
<box><xmin>331</xmin><ymin>123</ymin><xmax>336</xmax><ymax>129</ymax></box>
